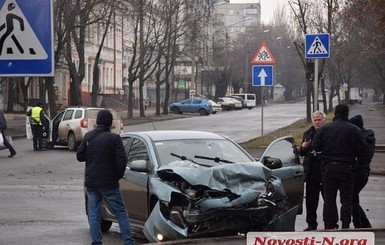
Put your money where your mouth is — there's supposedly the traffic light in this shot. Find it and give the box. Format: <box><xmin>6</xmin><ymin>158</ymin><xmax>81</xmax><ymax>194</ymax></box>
<box><xmin>306</xmin><ymin>61</ymin><xmax>314</xmax><ymax>81</ymax></box>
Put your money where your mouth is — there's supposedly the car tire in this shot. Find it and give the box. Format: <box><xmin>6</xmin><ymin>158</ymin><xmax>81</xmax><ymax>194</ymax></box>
<box><xmin>101</xmin><ymin>219</ymin><xmax>113</xmax><ymax>232</ymax></box>
<box><xmin>199</xmin><ymin>109</ymin><xmax>206</xmax><ymax>116</ymax></box>
<box><xmin>212</xmin><ymin>111</ymin><xmax>217</xmax><ymax>114</ymax></box>
<box><xmin>172</xmin><ymin>107</ymin><xmax>181</xmax><ymax>114</ymax></box>
<box><xmin>67</xmin><ymin>132</ymin><xmax>78</xmax><ymax>151</ymax></box>
<box><xmin>42</xmin><ymin>139</ymin><xmax>49</xmax><ymax>149</ymax></box>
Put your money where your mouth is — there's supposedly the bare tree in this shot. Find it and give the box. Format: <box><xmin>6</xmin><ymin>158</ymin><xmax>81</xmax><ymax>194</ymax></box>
<box><xmin>344</xmin><ymin>0</ymin><xmax>385</xmax><ymax>104</ymax></box>
<box><xmin>62</xmin><ymin>0</ymin><xmax>106</xmax><ymax>106</ymax></box>
<box><xmin>91</xmin><ymin>0</ymin><xmax>116</xmax><ymax>107</ymax></box>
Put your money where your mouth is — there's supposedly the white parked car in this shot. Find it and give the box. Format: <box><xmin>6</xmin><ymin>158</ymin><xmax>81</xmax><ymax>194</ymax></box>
<box><xmin>207</xmin><ymin>100</ymin><xmax>222</xmax><ymax>114</ymax></box>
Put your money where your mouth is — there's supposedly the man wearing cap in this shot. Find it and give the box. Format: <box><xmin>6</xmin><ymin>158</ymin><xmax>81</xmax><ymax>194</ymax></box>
<box><xmin>312</xmin><ymin>104</ymin><xmax>371</xmax><ymax>229</ymax></box>
<box><xmin>26</xmin><ymin>101</ymin><xmax>45</xmax><ymax>151</ymax></box>
<box><xmin>349</xmin><ymin>114</ymin><xmax>375</xmax><ymax>228</ymax></box>
<box><xmin>76</xmin><ymin>109</ymin><xmax>135</xmax><ymax>245</ymax></box>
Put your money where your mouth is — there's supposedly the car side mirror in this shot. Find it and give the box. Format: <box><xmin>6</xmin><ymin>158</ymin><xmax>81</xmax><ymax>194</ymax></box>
<box><xmin>129</xmin><ymin>160</ymin><xmax>148</xmax><ymax>172</ymax></box>
<box><xmin>263</xmin><ymin>156</ymin><xmax>283</xmax><ymax>169</ymax></box>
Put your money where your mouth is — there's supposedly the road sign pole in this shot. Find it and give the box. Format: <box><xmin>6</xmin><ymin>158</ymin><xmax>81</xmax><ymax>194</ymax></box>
<box><xmin>261</xmin><ymin>87</ymin><xmax>264</xmax><ymax>140</ymax></box>
<box><xmin>314</xmin><ymin>59</ymin><xmax>319</xmax><ymax>111</ymax></box>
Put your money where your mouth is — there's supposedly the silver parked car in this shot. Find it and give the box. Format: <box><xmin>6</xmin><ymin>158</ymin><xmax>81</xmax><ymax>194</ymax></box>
<box><xmin>89</xmin><ymin>131</ymin><xmax>304</xmax><ymax>242</ymax></box>
<box><xmin>207</xmin><ymin>99</ymin><xmax>222</xmax><ymax>114</ymax></box>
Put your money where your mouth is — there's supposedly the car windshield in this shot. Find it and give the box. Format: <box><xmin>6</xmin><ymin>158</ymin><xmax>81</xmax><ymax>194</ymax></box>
<box><xmin>86</xmin><ymin>109</ymin><xmax>121</xmax><ymax>120</ymax></box>
<box><xmin>153</xmin><ymin>139</ymin><xmax>254</xmax><ymax>168</ymax></box>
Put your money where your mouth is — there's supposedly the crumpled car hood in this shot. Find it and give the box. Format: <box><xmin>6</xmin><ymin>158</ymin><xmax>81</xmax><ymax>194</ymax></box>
<box><xmin>144</xmin><ymin>162</ymin><xmax>292</xmax><ymax>242</ymax></box>
<box><xmin>157</xmin><ymin>162</ymin><xmax>275</xmax><ymax>194</ymax></box>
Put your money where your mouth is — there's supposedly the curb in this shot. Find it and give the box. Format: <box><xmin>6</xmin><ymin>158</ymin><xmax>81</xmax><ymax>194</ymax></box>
<box><xmin>375</xmin><ymin>144</ymin><xmax>385</xmax><ymax>152</ymax></box>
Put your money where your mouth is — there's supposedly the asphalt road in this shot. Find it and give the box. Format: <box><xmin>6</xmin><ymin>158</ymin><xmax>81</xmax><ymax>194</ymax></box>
<box><xmin>124</xmin><ymin>102</ymin><xmax>307</xmax><ymax>143</ymax></box>
<box><xmin>1</xmin><ymin>99</ymin><xmax>384</xmax><ymax>244</ymax></box>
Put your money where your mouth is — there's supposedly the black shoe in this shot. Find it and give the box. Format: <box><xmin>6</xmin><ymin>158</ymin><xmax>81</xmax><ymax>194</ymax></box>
<box><xmin>303</xmin><ymin>226</ymin><xmax>317</xmax><ymax>231</ymax></box>
<box><xmin>342</xmin><ymin>223</ymin><xmax>350</xmax><ymax>229</ymax></box>
<box><xmin>325</xmin><ymin>223</ymin><xmax>339</xmax><ymax>229</ymax></box>
<box><xmin>8</xmin><ymin>152</ymin><xmax>16</xmax><ymax>158</ymax></box>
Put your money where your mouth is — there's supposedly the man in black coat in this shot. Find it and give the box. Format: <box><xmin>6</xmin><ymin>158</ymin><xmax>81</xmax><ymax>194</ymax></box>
<box><xmin>312</xmin><ymin>104</ymin><xmax>371</xmax><ymax>229</ymax></box>
<box><xmin>0</xmin><ymin>109</ymin><xmax>16</xmax><ymax>157</ymax></box>
<box><xmin>299</xmin><ymin>110</ymin><xmax>326</xmax><ymax>231</ymax></box>
<box><xmin>77</xmin><ymin>109</ymin><xmax>135</xmax><ymax>245</ymax></box>
<box><xmin>349</xmin><ymin>114</ymin><xmax>375</xmax><ymax>228</ymax></box>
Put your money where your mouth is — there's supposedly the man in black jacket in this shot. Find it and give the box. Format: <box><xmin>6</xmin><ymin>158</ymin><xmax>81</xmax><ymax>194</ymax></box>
<box><xmin>312</xmin><ymin>104</ymin><xmax>370</xmax><ymax>229</ymax></box>
<box><xmin>77</xmin><ymin>109</ymin><xmax>135</xmax><ymax>245</ymax></box>
<box><xmin>299</xmin><ymin>111</ymin><xmax>326</xmax><ymax>231</ymax></box>
<box><xmin>0</xmin><ymin>109</ymin><xmax>16</xmax><ymax>157</ymax></box>
<box><xmin>349</xmin><ymin>114</ymin><xmax>375</xmax><ymax>228</ymax></box>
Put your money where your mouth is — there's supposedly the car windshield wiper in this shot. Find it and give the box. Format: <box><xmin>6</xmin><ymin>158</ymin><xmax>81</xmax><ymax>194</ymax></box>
<box><xmin>194</xmin><ymin>155</ymin><xmax>233</xmax><ymax>164</ymax></box>
<box><xmin>170</xmin><ymin>153</ymin><xmax>212</xmax><ymax>167</ymax></box>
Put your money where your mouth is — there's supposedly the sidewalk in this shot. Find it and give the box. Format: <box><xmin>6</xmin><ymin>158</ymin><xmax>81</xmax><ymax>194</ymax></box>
<box><xmin>348</xmin><ymin>99</ymin><xmax>385</xmax><ymax>175</ymax></box>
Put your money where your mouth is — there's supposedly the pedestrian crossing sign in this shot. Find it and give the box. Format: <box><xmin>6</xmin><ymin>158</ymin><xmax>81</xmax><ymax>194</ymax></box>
<box><xmin>0</xmin><ymin>0</ymin><xmax>54</xmax><ymax>76</ymax></box>
<box><xmin>305</xmin><ymin>33</ymin><xmax>330</xmax><ymax>59</ymax></box>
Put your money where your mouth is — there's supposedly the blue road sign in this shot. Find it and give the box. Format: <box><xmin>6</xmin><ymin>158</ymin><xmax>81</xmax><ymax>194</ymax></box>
<box><xmin>0</xmin><ymin>0</ymin><xmax>54</xmax><ymax>76</ymax></box>
<box><xmin>252</xmin><ymin>65</ymin><xmax>273</xmax><ymax>87</ymax></box>
<box><xmin>305</xmin><ymin>33</ymin><xmax>330</xmax><ymax>59</ymax></box>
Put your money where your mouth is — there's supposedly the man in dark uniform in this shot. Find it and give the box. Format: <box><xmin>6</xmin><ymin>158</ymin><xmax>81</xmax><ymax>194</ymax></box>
<box><xmin>312</xmin><ymin>104</ymin><xmax>370</xmax><ymax>229</ymax></box>
<box><xmin>299</xmin><ymin>111</ymin><xmax>326</xmax><ymax>231</ymax></box>
<box><xmin>349</xmin><ymin>115</ymin><xmax>375</xmax><ymax>228</ymax></box>
<box><xmin>26</xmin><ymin>101</ymin><xmax>45</xmax><ymax>151</ymax></box>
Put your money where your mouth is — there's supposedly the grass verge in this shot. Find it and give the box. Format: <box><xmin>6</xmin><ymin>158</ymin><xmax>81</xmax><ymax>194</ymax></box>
<box><xmin>239</xmin><ymin>112</ymin><xmax>335</xmax><ymax>150</ymax></box>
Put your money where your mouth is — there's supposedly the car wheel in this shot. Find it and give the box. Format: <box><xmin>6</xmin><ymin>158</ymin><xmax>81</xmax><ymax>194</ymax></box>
<box><xmin>172</xmin><ymin>107</ymin><xmax>181</xmax><ymax>114</ymax></box>
<box><xmin>42</xmin><ymin>139</ymin><xmax>49</xmax><ymax>149</ymax></box>
<box><xmin>67</xmin><ymin>132</ymin><xmax>78</xmax><ymax>151</ymax></box>
<box><xmin>212</xmin><ymin>111</ymin><xmax>217</xmax><ymax>114</ymax></box>
<box><xmin>199</xmin><ymin>109</ymin><xmax>206</xmax><ymax>116</ymax></box>
<box><xmin>86</xmin><ymin>199</ymin><xmax>113</xmax><ymax>232</ymax></box>
<box><xmin>101</xmin><ymin>219</ymin><xmax>113</xmax><ymax>232</ymax></box>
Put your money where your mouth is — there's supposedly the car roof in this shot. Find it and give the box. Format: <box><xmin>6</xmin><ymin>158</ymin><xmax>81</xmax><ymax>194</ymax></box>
<box><xmin>64</xmin><ymin>106</ymin><xmax>116</xmax><ymax>111</ymax></box>
<box><xmin>121</xmin><ymin>130</ymin><xmax>227</xmax><ymax>141</ymax></box>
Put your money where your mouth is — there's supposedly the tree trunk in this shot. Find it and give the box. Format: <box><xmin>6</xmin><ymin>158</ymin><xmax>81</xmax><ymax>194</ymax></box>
<box><xmin>45</xmin><ymin>77</ymin><xmax>58</xmax><ymax>117</ymax></box>
<box><xmin>91</xmin><ymin>66</ymin><xmax>100</xmax><ymax>107</ymax></box>
<box><xmin>7</xmin><ymin>78</ymin><xmax>15</xmax><ymax>112</ymax></box>
<box><xmin>306</xmin><ymin>80</ymin><xmax>312</xmax><ymax>123</ymax></box>
<box><xmin>126</xmin><ymin>82</ymin><xmax>134</xmax><ymax>119</ymax></box>
<box><xmin>20</xmin><ymin>77</ymin><xmax>31</xmax><ymax>112</ymax></box>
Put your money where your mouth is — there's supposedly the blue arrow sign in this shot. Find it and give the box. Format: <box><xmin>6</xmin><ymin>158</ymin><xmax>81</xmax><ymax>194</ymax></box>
<box><xmin>305</xmin><ymin>33</ymin><xmax>330</xmax><ymax>59</ymax></box>
<box><xmin>0</xmin><ymin>0</ymin><xmax>54</xmax><ymax>76</ymax></box>
<box><xmin>252</xmin><ymin>65</ymin><xmax>273</xmax><ymax>87</ymax></box>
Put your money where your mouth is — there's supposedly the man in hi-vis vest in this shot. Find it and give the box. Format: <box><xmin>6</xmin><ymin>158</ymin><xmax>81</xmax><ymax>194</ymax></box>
<box><xmin>27</xmin><ymin>102</ymin><xmax>45</xmax><ymax>151</ymax></box>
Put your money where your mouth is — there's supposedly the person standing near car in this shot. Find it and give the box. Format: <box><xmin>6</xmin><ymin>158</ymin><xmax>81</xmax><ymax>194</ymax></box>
<box><xmin>299</xmin><ymin>110</ymin><xmax>326</xmax><ymax>231</ymax></box>
<box><xmin>26</xmin><ymin>101</ymin><xmax>45</xmax><ymax>151</ymax></box>
<box><xmin>349</xmin><ymin>114</ymin><xmax>375</xmax><ymax>228</ymax></box>
<box><xmin>0</xmin><ymin>109</ymin><xmax>17</xmax><ymax>158</ymax></box>
<box><xmin>312</xmin><ymin>104</ymin><xmax>371</xmax><ymax>229</ymax></box>
<box><xmin>76</xmin><ymin>109</ymin><xmax>135</xmax><ymax>245</ymax></box>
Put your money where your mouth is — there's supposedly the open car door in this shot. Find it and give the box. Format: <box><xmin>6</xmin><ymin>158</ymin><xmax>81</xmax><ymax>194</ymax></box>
<box><xmin>261</xmin><ymin>136</ymin><xmax>304</xmax><ymax>212</ymax></box>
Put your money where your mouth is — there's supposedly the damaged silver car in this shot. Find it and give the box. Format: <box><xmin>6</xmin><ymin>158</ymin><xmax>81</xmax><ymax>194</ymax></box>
<box><xmin>89</xmin><ymin>130</ymin><xmax>304</xmax><ymax>242</ymax></box>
